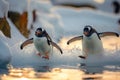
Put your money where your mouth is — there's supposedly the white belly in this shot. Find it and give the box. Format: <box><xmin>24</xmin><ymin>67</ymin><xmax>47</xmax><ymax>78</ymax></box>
<box><xmin>82</xmin><ymin>33</ymin><xmax>103</xmax><ymax>55</ymax></box>
<box><xmin>33</xmin><ymin>36</ymin><xmax>52</xmax><ymax>56</ymax></box>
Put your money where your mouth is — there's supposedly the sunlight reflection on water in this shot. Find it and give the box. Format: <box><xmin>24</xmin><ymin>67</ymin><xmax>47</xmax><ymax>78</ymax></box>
<box><xmin>1</xmin><ymin>37</ymin><xmax>120</xmax><ymax>80</ymax></box>
<box><xmin>1</xmin><ymin>68</ymin><xmax>120</xmax><ymax>80</ymax></box>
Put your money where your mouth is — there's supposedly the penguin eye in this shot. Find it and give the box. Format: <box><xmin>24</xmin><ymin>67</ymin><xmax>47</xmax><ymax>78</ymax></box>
<box><xmin>84</xmin><ymin>25</ymin><xmax>92</xmax><ymax>32</ymax></box>
<box><xmin>84</xmin><ymin>27</ymin><xmax>91</xmax><ymax>32</ymax></box>
<box><xmin>36</xmin><ymin>28</ymin><xmax>42</xmax><ymax>32</ymax></box>
<box><xmin>87</xmin><ymin>27</ymin><xmax>91</xmax><ymax>31</ymax></box>
<box><xmin>84</xmin><ymin>28</ymin><xmax>88</xmax><ymax>32</ymax></box>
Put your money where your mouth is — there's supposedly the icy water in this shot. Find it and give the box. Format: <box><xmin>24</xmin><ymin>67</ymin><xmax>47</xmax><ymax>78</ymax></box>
<box><xmin>0</xmin><ymin>37</ymin><xmax>120</xmax><ymax>80</ymax></box>
<box><xmin>0</xmin><ymin>63</ymin><xmax>120</xmax><ymax>80</ymax></box>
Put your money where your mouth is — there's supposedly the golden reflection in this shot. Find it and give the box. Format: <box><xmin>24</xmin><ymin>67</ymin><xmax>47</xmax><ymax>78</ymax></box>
<box><xmin>19</xmin><ymin>78</ymin><xmax>29</xmax><ymax>80</ymax></box>
<box><xmin>1</xmin><ymin>68</ymin><xmax>120</xmax><ymax>80</ymax></box>
<box><xmin>102</xmin><ymin>37</ymin><xmax>120</xmax><ymax>51</ymax></box>
<box><xmin>94</xmin><ymin>0</ymin><xmax>105</xmax><ymax>4</ymax></box>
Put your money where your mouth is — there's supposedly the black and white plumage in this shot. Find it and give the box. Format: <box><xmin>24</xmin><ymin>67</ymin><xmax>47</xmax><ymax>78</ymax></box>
<box><xmin>20</xmin><ymin>28</ymin><xmax>63</xmax><ymax>59</ymax></box>
<box><xmin>67</xmin><ymin>25</ymin><xmax>119</xmax><ymax>59</ymax></box>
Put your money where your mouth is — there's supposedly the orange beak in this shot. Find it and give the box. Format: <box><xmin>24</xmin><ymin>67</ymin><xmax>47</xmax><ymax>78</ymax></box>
<box><xmin>84</xmin><ymin>31</ymin><xmax>89</xmax><ymax>36</ymax></box>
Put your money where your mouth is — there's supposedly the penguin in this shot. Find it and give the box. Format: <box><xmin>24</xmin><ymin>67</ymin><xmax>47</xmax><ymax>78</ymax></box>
<box><xmin>67</xmin><ymin>25</ymin><xmax>119</xmax><ymax>59</ymax></box>
<box><xmin>20</xmin><ymin>28</ymin><xmax>63</xmax><ymax>59</ymax></box>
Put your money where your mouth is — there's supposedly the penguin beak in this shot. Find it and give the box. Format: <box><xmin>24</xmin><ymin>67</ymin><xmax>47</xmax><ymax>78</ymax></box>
<box><xmin>84</xmin><ymin>31</ymin><xmax>89</xmax><ymax>36</ymax></box>
<box><xmin>35</xmin><ymin>30</ymin><xmax>42</xmax><ymax>36</ymax></box>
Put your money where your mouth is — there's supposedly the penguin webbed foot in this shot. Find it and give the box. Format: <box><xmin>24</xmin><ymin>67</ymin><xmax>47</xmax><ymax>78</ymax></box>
<box><xmin>78</xmin><ymin>56</ymin><xmax>86</xmax><ymax>59</ymax></box>
<box><xmin>42</xmin><ymin>56</ymin><xmax>49</xmax><ymax>60</ymax></box>
<box><xmin>37</xmin><ymin>53</ymin><xmax>41</xmax><ymax>56</ymax></box>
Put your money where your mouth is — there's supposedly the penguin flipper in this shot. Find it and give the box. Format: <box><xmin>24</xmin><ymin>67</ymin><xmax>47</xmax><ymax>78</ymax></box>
<box><xmin>50</xmin><ymin>41</ymin><xmax>63</xmax><ymax>54</ymax></box>
<box><xmin>99</xmin><ymin>32</ymin><xmax>119</xmax><ymax>37</ymax></box>
<box><xmin>20</xmin><ymin>38</ymin><xmax>33</xmax><ymax>49</ymax></box>
<box><xmin>67</xmin><ymin>36</ymin><xmax>83</xmax><ymax>45</ymax></box>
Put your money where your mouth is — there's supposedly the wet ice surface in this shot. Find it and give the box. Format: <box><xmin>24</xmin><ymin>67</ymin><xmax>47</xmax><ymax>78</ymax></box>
<box><xmin>0</xmin><ymin>37</ymin><xmax>120</xmax><ymax>80</ymax></box>
<box><xmin>0</xmin><ymin>0</ymin><xmax>120</xmax><ymax>80</ymax></box>
<box><xmin>1</xmin><ymin>67</ymin><xmax>120</xmax><ymax>80</ymax></box>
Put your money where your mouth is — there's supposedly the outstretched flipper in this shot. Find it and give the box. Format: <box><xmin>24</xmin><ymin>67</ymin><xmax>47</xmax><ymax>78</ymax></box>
<box><xmin>20</xmin><ymin>38</ymin><xmax>33</xmax><ymax>49</ymax></box>
<box><xmin>50</xmin><ymin>41</ymin><xmax>63</xmax><ymax>54</ymax></box>
<box><xmin>99</xmin><ymin>32</ymin><xmax>119</xmax><ymax>37</ymax></box>
<box><xmin>67</xmin><ymin>36</ymin><xmax>83</xmax><ymax>45</ymax></box>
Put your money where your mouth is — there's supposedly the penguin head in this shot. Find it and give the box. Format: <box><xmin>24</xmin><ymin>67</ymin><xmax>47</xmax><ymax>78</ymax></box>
<box><xmin>35</xmin><ymin>28</ymin><xmax>43</xmax><ymax>37</ymax></box>
<box><xmin>83</xmin><ymin>25</ymin><xmax>92</xmax><ymax>37</ymax></box>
